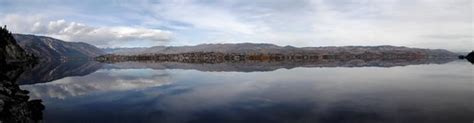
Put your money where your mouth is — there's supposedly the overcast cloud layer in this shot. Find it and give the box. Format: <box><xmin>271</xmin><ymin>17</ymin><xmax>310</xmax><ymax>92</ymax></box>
<box><xmin>0</xmin><ymin>0</ymin><xmax>472</xmax><ymax>51</ymax></box>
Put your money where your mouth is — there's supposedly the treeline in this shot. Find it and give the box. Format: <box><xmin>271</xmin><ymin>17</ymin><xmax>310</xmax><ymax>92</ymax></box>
<box><xmin>0</xmin><ymin>25</ymin><xmax>37</xmax><ymax>65</ymax></box>
<box><xmin>95</xmin><ymin>51</ymin><xmax>429</xmax><ymax>63</ymax></box>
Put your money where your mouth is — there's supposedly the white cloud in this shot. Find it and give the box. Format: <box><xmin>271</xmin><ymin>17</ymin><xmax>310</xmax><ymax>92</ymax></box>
<box><xmin>137</xmin><ymin>0</ymin><xmax>472</xmax><ymax>51</ymax></box>
<box><xmin>151</xmin><ymin>1</ymin><xmax>258</xmax><ymax>35</ymax></box>
<box><xmin>0</xmin><ymin>14</ymin><xmax>173</xmax><ymax>47</ymax></box>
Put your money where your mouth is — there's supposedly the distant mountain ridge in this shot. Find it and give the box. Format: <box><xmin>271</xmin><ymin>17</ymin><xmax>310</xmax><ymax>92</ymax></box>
<box><xmin>13</xmin><ymin>34</ymin><xmax>105</xmax><ymax>61</ymax></box>
<box><xmin>105</xmin><ymin>43</ymin><xmax>294</xmax><ymax>55</ymax></box>
<box><xmin>103</xmin><ymin>43</ymin><xmax>458</xmax><ymax>58</ymax></box>
<box><xmin>7</xmin><ymin>32</ymin><xmax>459</xmax><ymax>62</ymax></box>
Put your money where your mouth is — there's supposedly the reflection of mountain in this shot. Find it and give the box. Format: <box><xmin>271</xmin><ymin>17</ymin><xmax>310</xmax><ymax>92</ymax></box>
<box><xmin>17</xmin><ymin>60</ymin><xmax>103</xmax><ymax>85</ymax></box>
<box><xmin>14</xmin><ymin>57</ymin><xmax>460</xmax><ymax>86</ymax></box>
<box><xmin>99</xmin><ymin>44</ymin><xmax>459</xmax><ymax>72</ymax></box>
<box><xmin>21</xmin><ymin>69</ymin><xmax>173</xmax><ymax>99</ymax></box>
<box><xmin>104</xmin><ymin>58</ymin><xmax>457</xmax><ymax>72</ymax></box>
<box><xmin>18</xmin><ymin>61</ymin><xmax>474</xmax><ymax>123</ymax></box>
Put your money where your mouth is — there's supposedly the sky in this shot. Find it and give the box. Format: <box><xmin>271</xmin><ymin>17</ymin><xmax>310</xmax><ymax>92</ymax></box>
<box><xmin>0</xmin><ymin>0</ymin><xmax>472</xmax><ymax>51</ymax></box>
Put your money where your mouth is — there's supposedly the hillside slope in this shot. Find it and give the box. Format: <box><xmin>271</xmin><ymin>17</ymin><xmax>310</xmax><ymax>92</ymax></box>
<box><xmin>13</xmin><ymin>34</ymin><xmax>104</xmax><ymax>61</ymax></box>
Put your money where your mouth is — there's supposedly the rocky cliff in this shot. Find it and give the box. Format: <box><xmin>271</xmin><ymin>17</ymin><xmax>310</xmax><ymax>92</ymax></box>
<box><xmin>0</xmin><ymin>62</ymin><xmax>44</xmax><ymax>122</ymax></box>
<box><xmin>0</xmin><ymin>26</ymin><xmax>44</xmax><ymax>122</ymax></box>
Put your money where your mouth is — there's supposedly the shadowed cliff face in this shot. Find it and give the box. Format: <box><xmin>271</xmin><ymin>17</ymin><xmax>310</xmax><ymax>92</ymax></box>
<box><xmin>0</xmin><ymin>63</ymin><xmax>44</xmax><ymax>123</ymax></box>
<box><xmin>0</xmin><ymin>26</ymin><xmax>44</xmax><ymax>122</ymax></box>
<box><xmin>465</xmin><ymin>51</ymin><xmax>474</xmax><ymax>64</ymax></box>
<box><xmin>0</xmin><ymin>55</ymin><xmax>44</xmax><ymax>122</ymax></box>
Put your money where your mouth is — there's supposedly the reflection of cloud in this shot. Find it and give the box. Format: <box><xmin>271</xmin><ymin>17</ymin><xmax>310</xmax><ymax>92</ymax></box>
<box><xmin>149</xmin><ymin>65</ymin><xmax>474</xmax><ymax>122</ymax></box>
<box><xmin>18</xmin><ymin>62</ymin><xmax>474</xmax><ymax>122</ymax></box>
<box><xmin>21</xmin><ymin>69</ymin><xmax>173</xmax><ymax>99</ymax></box>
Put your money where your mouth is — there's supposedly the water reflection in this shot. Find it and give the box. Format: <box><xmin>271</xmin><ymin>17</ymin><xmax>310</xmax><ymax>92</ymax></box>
<box><xmin>104</xmin><ymin>58</ymin><xmax>457</xmax><ymax>72</ymax></box>
<box><xmin>18</xmin><ymin>60</ymin><xmax>474</xmax><ymax>123</ymax></box>
<box><xmin>17</xmin><ymin>58</ymin><xmax>460</xmax><ymax>86</ymax></box>
<box><xmin>16</xmin><ymin>58</ymin><xmax>460</xmax><ymax>87</ymax></box>
<box><xmin>17</xmin><ymin>60</ymin><xmax>103</xmax><ymax>85</ymax></box>
<box><xmin>23</xmin><ymin>69</ymin><xmax>172</xmax><ymax>99</ymax></box>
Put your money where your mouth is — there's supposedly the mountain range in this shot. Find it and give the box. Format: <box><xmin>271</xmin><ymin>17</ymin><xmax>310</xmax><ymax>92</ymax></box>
<box><xmin>103</xmin><ymin>43</ymin><xmax>457</xmax><ymax>57</ymax></box>
<box><xmin>13</xmin><ymin>34</ymin><xmax>104</xmax><ymax>61</ymax></box>
<box><xmin>3</xmin><ymin>33</ymin><xmax>460</xmax><ymax>62</ymax></box>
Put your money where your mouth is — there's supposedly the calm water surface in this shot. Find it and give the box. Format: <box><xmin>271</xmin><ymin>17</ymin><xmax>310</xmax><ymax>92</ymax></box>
<box><xmin>20</xmin><ymin>60</ymin><xmax>474</xmax><ymax>123</ymax></box>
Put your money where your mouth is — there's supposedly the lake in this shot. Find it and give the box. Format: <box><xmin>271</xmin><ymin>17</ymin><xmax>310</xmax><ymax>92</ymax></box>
<box><xmin>17</xmin><ymin>60</ymin><xmax>474</xmax><ymax>123</ymax></box>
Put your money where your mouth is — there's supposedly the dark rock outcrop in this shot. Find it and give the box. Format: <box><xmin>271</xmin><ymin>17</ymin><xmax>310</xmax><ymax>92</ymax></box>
<box><xmin>0</xmin><ymin>64</ymin><xmax>44</xmax><ymax>122</ymax></box>
<box><xmin>0</xmin><ymin>63</ymin><xmax>44</xmax><ymax>122</ymax></box>
<box><xmin>464</xmin><ymin>51</ymin><xmax>474</xmax><ymax>64</ymax></box>
<box><xmin>13</xmin><ymin>34</ymin><xmax>105</xmax><ymax>61</ymax></box>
